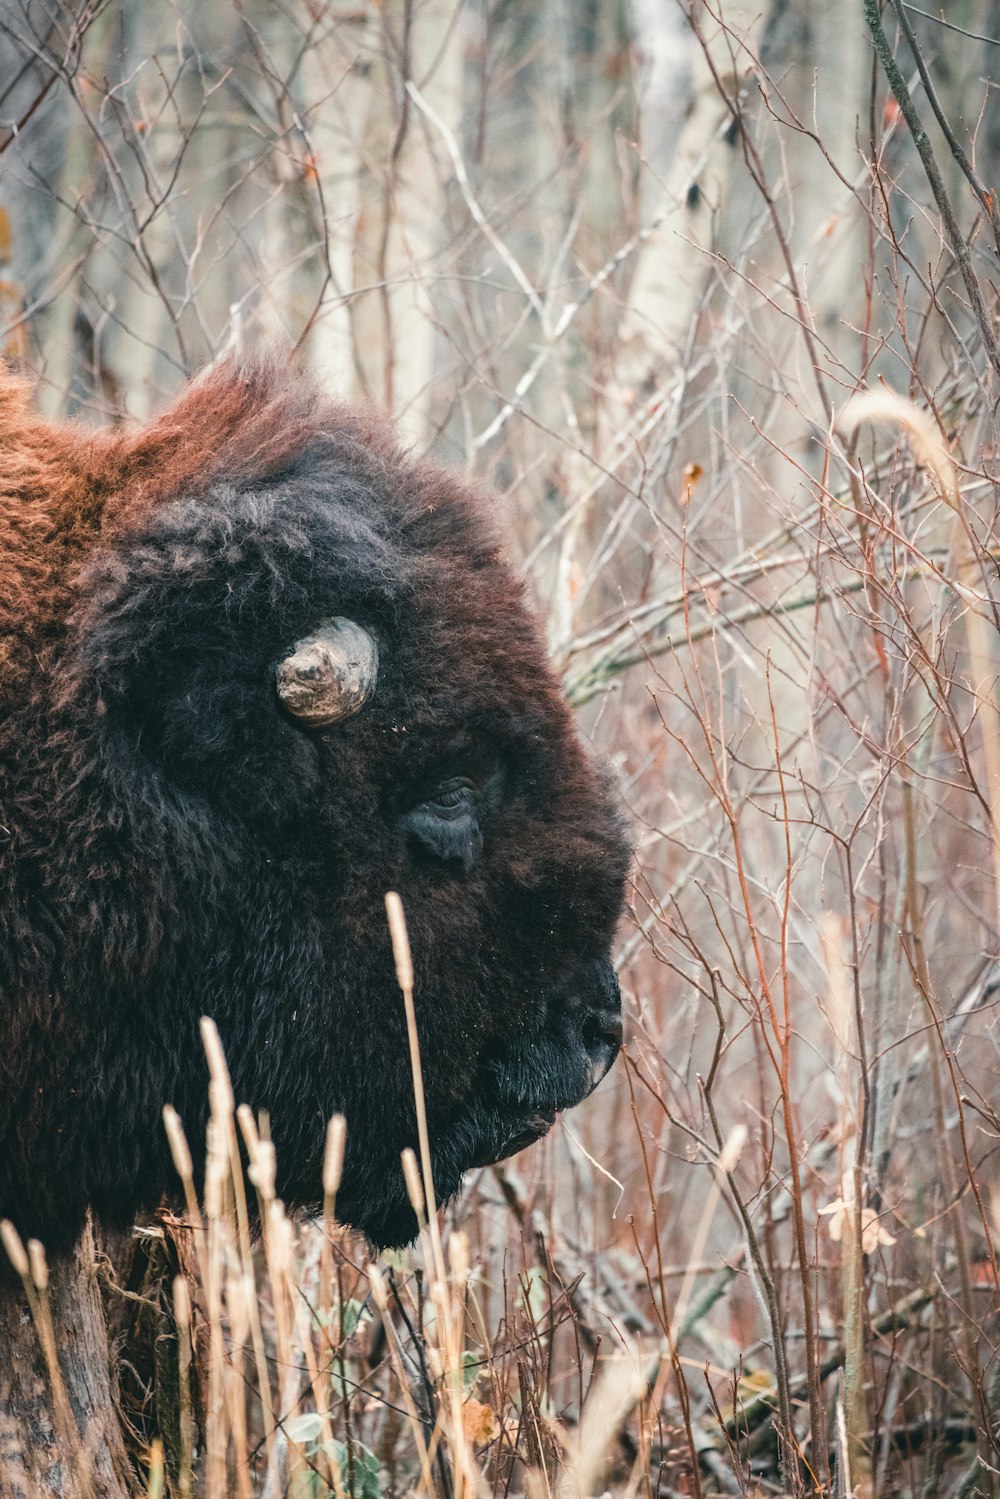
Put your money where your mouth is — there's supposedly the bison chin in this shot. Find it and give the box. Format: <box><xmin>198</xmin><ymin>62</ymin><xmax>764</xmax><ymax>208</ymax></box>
<box><xmin>344</xmin><ymin>958</ymin><xmax>623</xmax><ymax>1250</ymax></box>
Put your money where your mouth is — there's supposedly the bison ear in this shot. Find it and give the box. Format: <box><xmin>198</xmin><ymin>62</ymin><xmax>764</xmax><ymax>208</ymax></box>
<box><xmin>275</xmin><ymin>617</ymin><xmax>379</xmax><ymax>728</ymax></box>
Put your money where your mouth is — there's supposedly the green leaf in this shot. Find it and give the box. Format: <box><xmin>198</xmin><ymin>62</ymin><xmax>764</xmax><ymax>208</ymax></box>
<box><xmin>340</xmin><ymin>1297</ymin><xmax>371</xmax><ymax>1341</ymax></box>
<box><xmin>286</xmin><ymin>1412</ymin><xmax>326</xmax><ymax>1448</ymax></box>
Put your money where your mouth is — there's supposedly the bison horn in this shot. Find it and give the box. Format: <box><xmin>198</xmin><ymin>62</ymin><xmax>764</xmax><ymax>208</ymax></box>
<box><xmin>275</xmin><ymin>617</ymin><xmax>379</xmax><ymax>727</ymax></box>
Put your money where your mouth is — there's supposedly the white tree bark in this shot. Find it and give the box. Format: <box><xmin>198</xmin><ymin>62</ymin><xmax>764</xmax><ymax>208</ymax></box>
<box><xmin>347</xmin><ymin>0</ymin><xmax>463</xmax><ymax>443</ymax></box>
<box><xmin>616</xmin><ymin>0</ymin><xmax>761</xmax><ymax>394</ymax></box>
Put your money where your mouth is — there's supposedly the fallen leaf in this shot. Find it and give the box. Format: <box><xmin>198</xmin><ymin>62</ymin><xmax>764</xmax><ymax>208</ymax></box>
<box><xmin>462</xmin><ymin>1399</ymin><xmax>499</xmax><ymax>1444</ymax></box>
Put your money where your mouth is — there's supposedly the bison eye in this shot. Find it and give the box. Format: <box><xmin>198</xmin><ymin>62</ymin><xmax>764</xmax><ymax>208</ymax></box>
<box><xmin>428</xmin><ymin>778</ymin><xmax>477</xmax><ymax>815</ymax></box>
<box><xmin>400</xmin><ymin>769</ymin><xmax>500</xmax><ymax>871</ymax></box>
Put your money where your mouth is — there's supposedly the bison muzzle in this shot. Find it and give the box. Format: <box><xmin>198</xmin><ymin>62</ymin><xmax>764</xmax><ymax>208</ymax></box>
<box><xmin>0</xmin><ymin>357</ymin><xmax>630</xmax><ymax>1253</ymax></box>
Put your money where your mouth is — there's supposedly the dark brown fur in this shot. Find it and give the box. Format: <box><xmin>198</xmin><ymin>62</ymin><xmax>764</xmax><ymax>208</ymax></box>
<box><xmin>0</xmin><ymin>357</ymin><xmax>629</xmax><ymax>1250</ymax></box>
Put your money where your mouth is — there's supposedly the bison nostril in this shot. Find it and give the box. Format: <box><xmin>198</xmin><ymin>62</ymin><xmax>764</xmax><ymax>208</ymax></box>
<box><xmin>582</xmin><ymin>1011</ymin><xmax>623</xmax><ymax>1060</ymax></box>
<box><xmin>580</xmin><ymin>1009</ymin><xmax>623</xmax><ymax>1097</ymax></box>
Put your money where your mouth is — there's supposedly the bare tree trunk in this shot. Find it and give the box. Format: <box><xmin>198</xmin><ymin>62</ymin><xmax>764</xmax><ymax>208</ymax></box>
<box><xmin>0</xmin><ymin>1219</ymin><xmax>133</xmax><ymax>1499</ymax></box>
<box><xmin>616</xmin><ymin>0</ymin><xmax>761</xmax><ymax>394</ymax></box>
<box><xmin>349</xmin><ymin>0</ymin><xmax>462</xmax><ymax>441</ymax></box>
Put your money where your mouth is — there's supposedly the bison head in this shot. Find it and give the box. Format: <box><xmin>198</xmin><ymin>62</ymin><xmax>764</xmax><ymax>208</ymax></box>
<box><xmin>0</xmin><ymin>358</ymin><xmax>630</xmax><ymax>1252</ymax></box>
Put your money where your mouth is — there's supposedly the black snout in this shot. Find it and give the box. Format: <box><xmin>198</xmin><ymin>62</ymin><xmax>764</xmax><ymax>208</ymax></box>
<box><xmin>472</xmin><ymin>956</ymin><xmax>623</xmax><ymax>1130</ymax></box>
<box><xmin>579</xmin><ymin>961</ymin><xmax>623</xmax><ymax>1095</ymax></box>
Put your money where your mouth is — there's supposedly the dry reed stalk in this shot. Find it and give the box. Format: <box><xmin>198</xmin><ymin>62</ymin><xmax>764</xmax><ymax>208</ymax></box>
<box><xmin>322</xmin><ymin>1114</ymin><xmax>347</xmax><ymax>1234</ymax></box>
<box><xmin>384</xmin><ymin>891</ymin><xmax>486</xmax><ymax>1499</ymax></box>
<box><xmin>146</xmin><ymin>1438</ymin><xmax>164</xmax><ymax>1499</ymax></box>
<box><xmin>556</xmin><ymin>1353</ymin><xmax>647</xmax><ymax>1499</ymax></box>
<box><xmin>234</xmin><ymin>1102</ymin><xmax>280</xmax><ymax>1471</ymax></box>
<box><xmin>223</xmin><ymin>1271</ymin><xmax>255</xmax><ymax>1499</ymax></box>
<box><xmin>162</xmin><ymin>1106</ymin><xmax>205</xmax><ymax>1258</ymax></box>
<box><xmin>318</xmin><ymin>1140</ymin><xmax>354</xmax><ymax>1499</ymax></box>
<box><xmin>265</xmin><ymin>1199</ymin><xmax>303</xmax><ymax>1495</ymax></box>
<box><xmin>202</xmin><ymin>1019</ymin><xmax>257</xmax><ymax>1329</ymax></box>
<box><xmin>0</xmin><ymin>1221</ymin><xmax>92</xmax><ymax>1499</ymax></box>
<box><xmin>204</xmin><ymin>1022</ymin><xmax>268</xmax><ymax>1495</ymax></box>
<box><xmin>173</xmin><ymin>1275</ymin><xmax>195</xmax><ymax>1499</ymax></box>
<box><xmin>27</xmin><ymin>1238</ymin><xmax>92</xmax><ymax>1498</ymax></box>
<box><xmin>840</xmin><ymin>391</ymin><xmax>1000</xmax><ymax>943</ymax></box>
<box><xmin>820</xmin><ymin>913</ymin><xmax>871</xmax><ymax>1493</ymax></box>
<box><xmin>402</xmin><ymin>1145</ymin><xmax>427</xmax><ymax>1229</ymax></box>
<box><xmin>318</xmin><ymin>1114</ymin><xmax>347</xmax><ymax>1376</ymax></box>
<box><xmin>298</xmin><ymin>1112</ymin><xmax>349</xmax><ymax>1499</ymax></box>
<box><xmin>203</xmin><ymin>1116</ymin><xmax>230</xmax><ymax>1495</ymax></box>
<box><xmin>672</xmin><ymin>1124</ymin><xmax>747</xmax><ymax>1335</ymax></box>
<box><xmin>383</xmin><ymin>894</ymin><xmax>444</xmax><ymax>1279</ymax></box>
<box><xmin>840</xmin><ymin>393</ymin><xmax>1000</xmax><ymax>1477</ymax></box>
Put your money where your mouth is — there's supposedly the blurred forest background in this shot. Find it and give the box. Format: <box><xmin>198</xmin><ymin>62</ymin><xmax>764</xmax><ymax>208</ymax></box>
<box><xmin>3</xmin><ymin>1</ymin><xmax>1000</xmax><ymax>1496</ymax></box>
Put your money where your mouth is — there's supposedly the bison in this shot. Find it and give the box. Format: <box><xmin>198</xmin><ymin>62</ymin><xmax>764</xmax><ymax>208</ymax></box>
<box><xmin>0</xmin><ymin>357</ymin><xmax>630</xmax><ymax>1254</ymax></box>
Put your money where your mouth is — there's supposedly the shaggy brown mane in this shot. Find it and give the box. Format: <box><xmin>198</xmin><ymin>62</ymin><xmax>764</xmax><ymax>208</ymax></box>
<box><xmin>0</xmin><ymin>357</ymin><xmax>629</xmax><ymax>1254</ymax></box>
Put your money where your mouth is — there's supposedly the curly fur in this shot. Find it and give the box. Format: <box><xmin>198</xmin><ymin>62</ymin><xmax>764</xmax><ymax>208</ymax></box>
<box><xmin>0</xmin><ymin>357</ymin><xmax>630</xmax><ymax>1251</ymax></box>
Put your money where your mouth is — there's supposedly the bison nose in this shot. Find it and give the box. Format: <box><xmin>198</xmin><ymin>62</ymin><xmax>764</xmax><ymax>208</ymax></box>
<box><xmin>582</xmin><ymin>1009</ymin><xmax>623</xmax><ymax>1093</ymax></box>
<box><xmin>579</xmin><ymin>960</ymin><xmax>623</xmax><ymax>1095</ymax></box>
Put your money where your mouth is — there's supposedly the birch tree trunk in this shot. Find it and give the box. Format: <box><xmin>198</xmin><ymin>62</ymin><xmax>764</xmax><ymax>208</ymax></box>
<box><xmin>348</xmin><ymin>0</ymin><xmax>463</xmax><ymax>442</ymax></box>
<box><xmin>616</xmin><ymin>0</ymin><xmax>761</xmax><ymax>395</ymax></box>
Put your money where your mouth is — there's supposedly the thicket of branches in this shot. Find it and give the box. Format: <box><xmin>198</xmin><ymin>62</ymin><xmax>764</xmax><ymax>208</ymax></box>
<box><xmin>2</xmin><ymin>1</ymin><xmax>1000</xmax><ymax>1496</ymax></box>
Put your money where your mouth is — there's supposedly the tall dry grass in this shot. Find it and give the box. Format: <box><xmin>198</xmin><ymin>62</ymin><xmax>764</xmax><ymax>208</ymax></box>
<box><xmin>1</xmin><ymin>899</ymin><xmax>655</xmax><ymax>1499</ymax></box>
